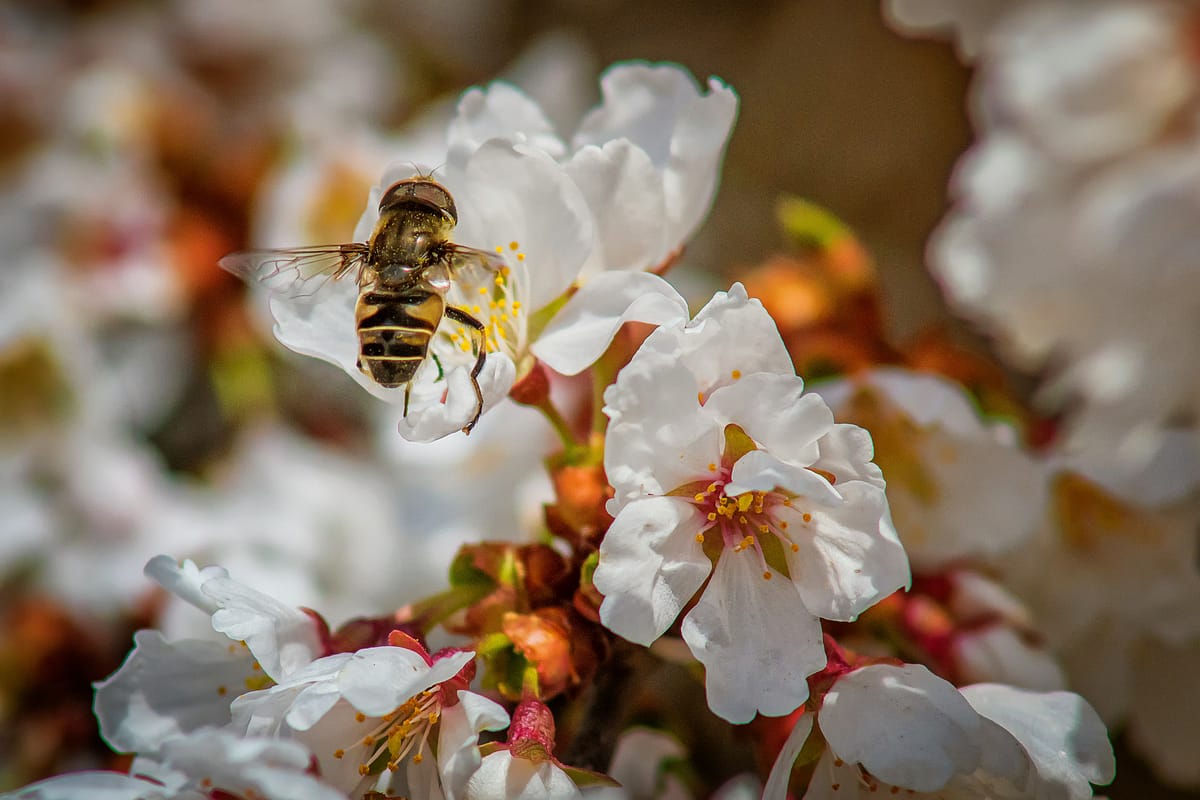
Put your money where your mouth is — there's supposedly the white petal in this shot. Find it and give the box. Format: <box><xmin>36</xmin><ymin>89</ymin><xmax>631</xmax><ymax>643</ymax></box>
<box><xmin>338</xmin><ymin>647</ymin><xmax>473</xmax><ymax>717</ymax></box>
<box><xmin>397</xmin><ymin>353</ymin><xmax>516</xmax><ymax>443</ymax></box>
<box><xmin>818</xmin><ymin>664</ymin><xmax>983</xmax><ymax>792</ymax></box>
<box><xmin>144</xmin><ymin>556</ymin><xmax>226</xmax><ymax>615</ymax></box>
<box><xmin>202</xmin><ymin>576</ymin><xmax>322</xmax><ymax>682</ymax></box>
<box><xmin>781</xmin><ymin>482</ymin><xmax>910</xmax><ymax>621</ymax></box>
<box><xmin>634</xmin><ymin>284</ymin><xmax>792</xmax><ymax>395</ymax></box>
<box><xmin>533</xmin><ymin>271</ymin><xmax>688</xmax><ymax>376</ymax></box>
<box><xmin>595</xmin><ymin>496</ymin><xmax>713</xmax><ymax>646</ymax></box>
<box><xmin>438</xmin><ymin>691</ymin><xmax>512</xmax><ymax>800</ymax></box>
<box><xmin>451</xmin><ymin>140</ymin><xmax>593</xmax><ymax>311</ymax></box>
<box><xmin>565</xmin><ymin>140</ymin><xmax>670</xmax><ymax>275</ymax></box>
<box><xmin>6</xmin><ymin>772</ymin><xmax>165</xmax><ymax>800</ymax></box>
<box><xmin>762</xmin><ymin>713</ymin><xmax>814</xmax><ymax>800</ymax></box>
<box><xmin>94</xmin><ymin>630</ymin><xmax>256</xmax><ymax>754</ymax></box>
<box><xmin>725</xmin><ymin>450</ymin><xmax>842</xmax><ymax>505</ymax></box>
<box><xmin>603</xmin><ymin>362</ymin><xmax>723</xmax><ymax>505</ymax></box>
<box><xmin>954</xmin><ymin>626</ymin><xmax>1067</xmax><ymax>691</ymax></box>
<box><xmin>962</xmin><ymin>683</ymin><xmax>1116</xmax><ymax>796</ymax></box>
<box><xmin>811</xmin><ymin>424</ymin><xmax>885</xmax><ymax>490</ymax></box>
<box><xmin>573</xmin><ymin>64</ymin><xmax>738</xmax><ymax>245</ymax></box>
<box><xmin>448</xmin><ymin>82</ymin><xmax>566</xmax><ymax>165</ymax></box>
<box><xmin>465</xmin><ymin>752</ymin><xmax>582</xmax><ymax>800</ymax></box>
<box><xmin>681</xmin><ymin>552</ymin><xmax>825</xmax><ymax>723</ymax></box>
<box><xmin>705</xmin><ymin>373</ymin><xmax>834</xmax><ymax>466</ymax></box>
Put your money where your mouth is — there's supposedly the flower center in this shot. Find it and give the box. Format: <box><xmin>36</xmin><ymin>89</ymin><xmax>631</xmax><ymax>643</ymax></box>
<box><xmin>335</xmin><ymin>689</ymin><xmax>442</xmax><ymax>776</ymax></box>
<box><xmin>442</xmin><ymin>240</ymin><xmax>528</xmax><ymax>365</ymax></box>
<box><xmin>682</xmin><ymin>466</ymin><xmax>806</xmax><ymax>582</ymax></box>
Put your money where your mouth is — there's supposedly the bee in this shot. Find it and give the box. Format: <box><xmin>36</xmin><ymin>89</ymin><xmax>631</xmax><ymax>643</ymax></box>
<box><xmin>220</xmin><ymin>177</ymin><xmax>503</xmax><ymax>434</ymax></box>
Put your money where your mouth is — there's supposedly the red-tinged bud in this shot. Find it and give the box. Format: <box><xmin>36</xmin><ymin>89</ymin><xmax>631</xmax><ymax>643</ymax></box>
<box><xmin>509</xmin><ymin>360</ymin><xmax>551</xmax><ymax>406</ymax></box>
<box><xmin>507</xmin><ymin>697</ymin><xmax>558</xmax><ymax>760</ymax></box>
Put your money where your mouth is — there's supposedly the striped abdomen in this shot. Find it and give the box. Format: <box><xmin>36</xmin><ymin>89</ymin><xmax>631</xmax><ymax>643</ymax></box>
<box><xmin>355</xmin><ymin>288</ymin><xmax>444</xmax><ymax>388</ymax></box>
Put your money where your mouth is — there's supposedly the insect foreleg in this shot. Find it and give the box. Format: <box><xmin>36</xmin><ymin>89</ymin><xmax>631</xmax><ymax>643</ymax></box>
<box><xmin>444</xmin><ymin>306</ymin><xmax>486</xmax><ymax>434</ymax></box>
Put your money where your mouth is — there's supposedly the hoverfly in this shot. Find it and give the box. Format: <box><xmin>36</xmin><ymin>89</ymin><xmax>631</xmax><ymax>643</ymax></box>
<box><xmin>220</xmin><ymin>177</ymin><xmax>504</xmax><ymax>434</ymax></box>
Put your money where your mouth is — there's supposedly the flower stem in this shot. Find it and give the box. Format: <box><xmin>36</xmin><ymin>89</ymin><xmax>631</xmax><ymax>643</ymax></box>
<box><xmin>537</xmin><ymin>398</ymin><xmax>578</xmax><ymax>451</ymax></box>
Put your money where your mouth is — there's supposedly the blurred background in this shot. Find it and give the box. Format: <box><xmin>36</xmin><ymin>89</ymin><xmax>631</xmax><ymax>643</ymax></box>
<box><xmin>0</xmin><ymin>0</ymin><xmax>1192</xmax><ymax>797</ymax></box>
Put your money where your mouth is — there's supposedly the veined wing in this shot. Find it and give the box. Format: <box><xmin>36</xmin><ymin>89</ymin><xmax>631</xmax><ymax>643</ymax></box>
<box><xmin>445</xmin><ymin>243</ymin><xmax>506</xmax><ymax>295</ymax></box>
<box><xmin>219</xmin><ymin>243</ymin><xmax>370</xmax><ymax>303</ymax></box>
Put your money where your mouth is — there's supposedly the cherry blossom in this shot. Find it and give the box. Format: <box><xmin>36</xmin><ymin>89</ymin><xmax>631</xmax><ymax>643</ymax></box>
<box><xmin>765</xmin><ymin>663</ymin><xmax>1114</xmax><ymax>799</ymax></box>
<box><xmin>7</xmin><ymin>729</ymin><xmax>343</xmax><ymax>800</ymax></box>
<box><xmin>593</xmin><ymin>284</ymin><xmax>909</xmax><ymax>723</ymax></box>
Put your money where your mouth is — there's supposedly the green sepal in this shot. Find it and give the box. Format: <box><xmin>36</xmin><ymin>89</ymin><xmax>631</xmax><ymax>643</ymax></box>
<box><xmin>561</xmin><ymin>765</ymin><xmax>622</xmax><ymax>789</ymax></box>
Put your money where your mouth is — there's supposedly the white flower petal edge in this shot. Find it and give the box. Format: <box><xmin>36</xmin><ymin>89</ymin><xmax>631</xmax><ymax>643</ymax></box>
<box><xmin>763</xmin><ymin>664</ymin><xmax>1114</xmax><ymax>800</ymax></box>
<box><xmin>960</xmin><ymin>683</ymin><xmax>1116</xmax><ymax>797</ymax></box>
<box><xmin>572</xmin><ymin>63</ymin><xmax>739</xmax><ymax>249</ymax></box>
<box><xmin>11</xmin><ymin>729</ymin><xmax>343</xmax><ymax>800</ymax></box>
<box><xmin>533</xmin><ymin>271</ymin><xmax>689</xmax><ymax>376</ymax></box>
<box><xmin>681</xmin><ymin>552</ymin><xmax>826</xmax><ymax>724</ymax></box>
<box><xmin>465</xmin><ymin>751</ymin><xmax>583</xmax><ymax>800</ymax></box>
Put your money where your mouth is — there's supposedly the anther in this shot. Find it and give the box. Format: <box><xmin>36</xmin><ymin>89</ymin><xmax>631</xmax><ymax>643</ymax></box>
<box><xmin>731</xmin><ymin>370</ymin><xmax>742</xmax><ymax>380</ymax></box>
<box><xmin>333</xmin><ymin>749</ymin><xmax>345</xmax><ymax>759</ymax></box>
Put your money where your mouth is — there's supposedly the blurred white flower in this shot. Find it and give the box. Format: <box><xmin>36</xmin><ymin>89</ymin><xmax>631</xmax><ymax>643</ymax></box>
<box><xmin>583</xmin><ymin>728</ymin><xmax>690</xmax><ymax>800</ymax></box>
<box><xmin>893</xmin><ymin>0</ymin><xmax>1200</xmax><ymax>468</ymax></box>
<box><xmin>989</xmin><ymin>439</ymin><xmax>1200</xmax><ymax>784</ymax></box>
<box><xmin>765</xmin><ymin>664</ymin><xmax>1114</xmax><ymax>800</ymax></box>
<box><xmin>8</xmin><ymin>729</ymin><xmax>344</xmax><ymax>800</ymax></box>
<box><xmin>812</xmin><ymin>368</ymin><xmax>1046</xmax><ymax>571</ymax></box>
<box><xmin>593</xmin><ymin>284</ymin><xmax>909</xmax><ymax>723</ymax></box>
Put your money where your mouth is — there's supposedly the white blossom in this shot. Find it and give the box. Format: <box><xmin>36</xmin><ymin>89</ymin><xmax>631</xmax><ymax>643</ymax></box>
<box><xmin>593</xmin><ymin>283</ymin><xmax>909</xmax><ymax>723</ymax></box>
<box><xmin>6</xmin><ymin>729</ymin><xmax>343</xmax><ymax>800</ymax></box>
<box><xmin>232</xmin><ymin>644</ymin><xmax>508</xmax><ymax>799</ymax></box>
<box><xmin>812</xmin><ymin>367</ymin><xmax>1047</xmax><ymax>571</ymax></box>
<box><xmin>765</xmin><ymin>664</ymin><xmax>1114</xmax><ymax>799</ymax></box>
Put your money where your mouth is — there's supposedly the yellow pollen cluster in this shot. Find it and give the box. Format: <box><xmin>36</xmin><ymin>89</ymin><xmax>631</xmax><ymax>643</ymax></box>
<box><xmin>338</xmin><ymin>689</ymin><xmax>442</xmax><ymax>778</ymax></box>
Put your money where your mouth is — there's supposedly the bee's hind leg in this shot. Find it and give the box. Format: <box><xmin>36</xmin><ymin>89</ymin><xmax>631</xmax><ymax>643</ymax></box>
<box><xmin>444</xmin><ymin>306</ymin><xmax>486</xmax><ymax>434</ymax></box>
<box><xmin>403</xmin><ymin>381</ymin><xmax>411</xmax><ymax>418</ymax></box>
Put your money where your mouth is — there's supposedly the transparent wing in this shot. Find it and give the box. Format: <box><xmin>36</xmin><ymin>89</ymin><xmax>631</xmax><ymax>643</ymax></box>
<box><xmin>218</xmin><ymin>244</ymin><xmax>370</xmax><ymax>303</ymax></box>
<box><xmin>445</xmin><ymin>243</ymin><xmax>506</xmax><ymax>295</ymax></box>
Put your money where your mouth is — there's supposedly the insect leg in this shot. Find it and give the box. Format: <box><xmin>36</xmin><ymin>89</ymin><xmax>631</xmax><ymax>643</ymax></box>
<box><xmin>444</xmin><ymin>306</ymin><xmax>486</xmax><ymax>434</ymax></box>
<box><xmin>404</xmin><ymin>381</ymin><xmax>411</xmax><ymax>418</ymax></box>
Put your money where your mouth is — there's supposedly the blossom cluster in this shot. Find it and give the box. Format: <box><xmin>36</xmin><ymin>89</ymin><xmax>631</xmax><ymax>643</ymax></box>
<box><xmin>3</xmin><ymin>2</ymin><xmax>1197</xmax><ymax>799</ymax></box>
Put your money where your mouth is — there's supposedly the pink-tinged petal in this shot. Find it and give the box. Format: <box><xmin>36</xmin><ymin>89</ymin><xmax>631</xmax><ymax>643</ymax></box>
<box><xmin>781</xmin><ymin>482</ymin><xmax>909</xmax><ymax>622</ymax></box>
<box><xmin>143</xmin><ymin>555</ymin><xmax>225</xmax><ymax>615</ymax></box>
<box><xmin>448</xmin><ymin>83</ymin><xmax>566</xmax><ymax>165</ymax></box>
<box><xmin>564</xmin><ymin>140</ymin><xmax>670</xmax><ymax>275</ymax></box>
<box><xmin>202</xmin><ymin>577</ymin><xmax>322</xmax><ymax>682</ymax></box>
<box><xmin>338</xmin><ymin>647</ymin><xmax>474</xmax><ymax>717</ymax></box>
<box><xmin>452</xmin><ymin>140</ymin><xmax>593</xmax><ymax>311</ymax></box>
<box><xmin>962</xmin><ymin>683</ymin><xmax>1116</xmax><ymax>795</ymax></box>
<box><xmin>438</xmin><ymin>691</ymin><xmax>512</xmax><ymax>800</ymax></box>
<box><xmin>705</xmin><ymin>373</ymin><xmax>834</xmax><ymax>465</ymax></box>
<box><xmin>94</xmin><ymin>630</ymin><xmax>256</xmax><ymax>754</ymax></box>
<box><xmin>819</xmin><ymin>664</ymin><xmax>984</xmax><ymax>793</ymax></box>
<box><xmin>533</xmin><ymin>271</ymin><xmax>688</xmax><ymax>376</ymax></box>
<box><xmin>6</xmin><ymin>771</ymin><xmax>165</xmax><ymax>800</ymax></box>
<box><xmin>595</xmin><ymin>496</ymin><xmax>713</xmax><ymax>646</ymax></box>
<box><xmin>812</xmin><ymin>424</ymin><xmax>885</xmax><ymax>489</ymax></box>
<box><xmin>465</xmin><ymin>751</ymin><xmax>582</xmax><ymax>800</ymax></box>
<box><xmin>762</xmin><ymin>713</ymin><xmax>814</xmax><ymax>800</ymax></box>
<box><xmin>572</xmin><ymin>64</ymin><xmax>738</xmax><ymax>245</ymax></box>
<box><xmin>681</xmin><ymin>552</ymin><xmax>824</xmax><ymax>724</ymax></box>
<box><xmin>725</xmin><ymin>450</ymin><xmax>842</xmax><ymax>505</ymax></box>
<box><xmin>397</xmin><ymin>353</ymin><xmax>516</xmax><ymax>443</ymax></box>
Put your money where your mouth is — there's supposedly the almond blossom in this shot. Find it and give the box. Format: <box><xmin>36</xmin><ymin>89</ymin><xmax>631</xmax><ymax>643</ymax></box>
<box><xmin>592</xmin><ymin>283</ymin><xmax>909</xmax><ymax>723</ymax></box>
<box><xmin>764</xmin><ymin>663</ymin><xmax>1114</xmax><ymax>800</ymax></box>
